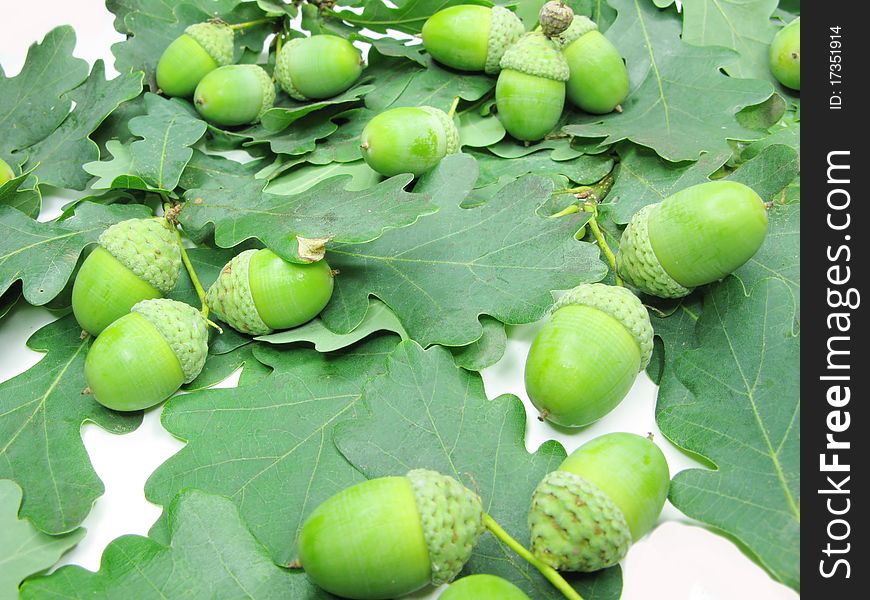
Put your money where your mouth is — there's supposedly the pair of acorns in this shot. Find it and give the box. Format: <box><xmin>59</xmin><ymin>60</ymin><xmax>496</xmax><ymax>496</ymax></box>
<box><xmin>359</xmin><ymin>2</ymin><xmax>628</xmax><ymax>178</ymax></box>
<box><xmin>73</xmin><ymin>217</ymin><xmax>334</xmax><ymax>412</ymax></box>
<box><xmin>296</xmin><ymin>432</ymin><xmax>669</xmax><ymax>599</ymax></box>
<box><xmin>156</xmin><ymin>21</ymin><xmax>363</xmax><ymax>126</ymax></box>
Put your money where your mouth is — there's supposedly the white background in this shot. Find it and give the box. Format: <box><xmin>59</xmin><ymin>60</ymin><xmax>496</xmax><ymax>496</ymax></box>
<box><xmin>0</xmin><ymin>2</ymin><xmax>798</xmax><ymax>599</ymax></box>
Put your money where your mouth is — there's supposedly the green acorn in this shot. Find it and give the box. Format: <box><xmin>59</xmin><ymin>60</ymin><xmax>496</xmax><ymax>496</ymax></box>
<box><xmin>85</xmin><ymin>298</ymin><xmax>208</xmax><ymax>411</ymax></box>
<box><xmin>422</xmin><ymin>5</ymin><xmax>524</xmax><ymax>75</ymax></box>
<box><xmin>0</xmin><ymin>158</ymin><xmax>14</xmax><ymax>185</ymax></box>
<box><xmin>275</xmin><ymin>35</ymin><xmax>363</xmax><ymax>100</ymax></box>
<box><xmin>156</xmin><ymin>22</ymin><xmax>233</xmax><ymax>97</ymax></box>
<box><xmin>769</xmin><ymin>17</ymin><xmax>800</xmax><ymax>90</ymax></box>
<box><xmin>193</xmin><ymin>64</ymin><xmax>276</xmax><ymax>126</ymax></box>
<box><xmin>298</xmin><ymin>469</ymin><xmax>485</xmax><ymax>599</ymax></box>
<box><xmin>617</xmin><ymin>180</ymin><xmax>769</xmax><ymax>298</ymax></box>
<box><xmin>441</xmin><ymin>575</ymin><xmax>531</xmax><ymax>600</ymax></box>
<box><xmin>72</xmin><ymin>218</ymin><xmax>181</xmax><ymax>336</ymax></box>
<box><xmin>529</xmin><ymin>433</ymin><xmax>669</xmax><ymax>572</ymax></box>
<box><xmin>496</xmin><ymin>32</ymin><xmax>569</xmax><ymax>142</ymax></box>
<box><xmin>205</xmin><ymin>248</ymin><xmax>334</xmax><ymax>335</ymax></box>
<box><xmin>524</xmin><ymin>283</ymin><xmax>653</xmax><ymax>427</ymax></box>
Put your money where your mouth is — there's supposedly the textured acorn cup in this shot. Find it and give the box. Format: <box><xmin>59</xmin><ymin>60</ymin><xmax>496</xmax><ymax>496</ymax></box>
<box><xmin>298</xmin><ymin>469</ymin><xmax>485</xmax><ymax>600</ymax></box>
<box><xmin>156</xmin><ymin>22</ymin><xmax>233</xmax><ymax>97</ymax></box>
<box><xmin>72</xmin><ymin>218</ymin><xmax>182</xmax><ymax>336</ymax></box>
<box><xmin>556</xmin><ymin>16</ymin><xmax>629</xmax><ymax>114</ymax></box>
<box><xmin>275</xmin><ymin>35</ymin><xmax>363</xmax><ymax>100</ymax></box>
<box><xmin>422</xmin><ymin>5</ymin><xmax>524</xmax><ymax>75</ymax></box>
<box><xmin>85</xmin><ymin>298</ymin><xmax>208</xmax><ymax>411</ymax></box>
<box><xmin>440</xmin><ymin>575</ymin><xmax>531</xmax><ymax>600</ymax></box>
<box><xmin>617</xmin><ymin>180</ymin><xmax>769</xmax><ymax>298</ymax></box>
<box><xmin>524</xmin><ymin>283</ymin><xmax>653</xmax><ymax>427</ymax></box>
<box><xmin>529</xmin><ymin>432</ymin><xmax>670</xmax><ymax>572</ymax></box>
<box><xmin>205</xmin><ymin>248</ymin><xmax>334</xmax><ymax>336</ymax></box>
<box><xmin>360</xmin><ymin>106</ymin><xmax>460</xmax><ymax>177</ymax></box>
<box><xmin>0</xmin><ymin>158</ymin><xmax>14</xmax><ymax>185</ymax></box>
<box><xmin>769</xmin><ymin>17</ymin><xmax>800</xmax><ymax>90</ymax></box>
<box><xmin>496</xmin><ymin>32</ymin><xmax>569</xmax><ymax>142</ymax></box>
<box><xmin>193</xmin><ymin>64</ymin><xmax>276</xmax><ymax>126</ymax></box>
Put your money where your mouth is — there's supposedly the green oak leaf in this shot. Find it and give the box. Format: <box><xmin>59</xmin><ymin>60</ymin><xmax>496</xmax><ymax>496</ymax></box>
<box><xmin>83</xmin><ymin>141</ymin><xmax>151</xmax><ymax>191</ymax></box>
<box><xmin>180</xmin><ymin>174</ymin><xmax>436</xmax><ymax>262</ymax></box>
<box><xmin>0</xmin><ymin>316</ymin><xmax>143</xmax><ymax>534</ymax></box>
<box><xmin>0</xmin><ymin>480</ymin><xmax>85</xmax><ymax>599</ymax></box>
<box><xmin>449</xmin><ymin>315</ymin><xmax>507</xmax><ymax>371</ymax></box>
<box><xmin>307</xmin><ymin>108</ymin><xmax>376</xmax><ymax>165</ymax></box>
<box><xmin>487</xmin><ymin>137</ymin><xmax>598</xmax><ymax>161</ymax></box>
<box><xmin>178</xmin><ymin>149</ymin><xmax>266</xmax><ymax>191</ymax></box>
<box><xmin>265</xmin><ymin>161</ymin><xmax>381</xmax><ymax>196</ymax></box>
<box><xmin>736</xmin><ymin>94</ymin><xmax>787</xmax><ymax>132</ymax></box>
<box><xmin>145</xmin><ymin>336</ymin><xmax>400</xmax><ymax>564</ymax></box>
<box><xmin>0</xmin><ymin>171</ymin><xmax>42</xmax><ymax>219</ymax></box>
<box><xmin>469</xmin><ymin>148</ymin><xmax>614</xmax><ymax>189</ymax></box>
<box><xmin>356</xmin><ymin>34</ymin><xmax>428</xmax><ymax>66</ymax></box>
<box><xmin>725</xmin><ymin>144</ymin><xmax>799</xmax><ymax>202</ymax></box>
<box><xmin>260</xmin><ymin>84</ymin><xmax>376</xmax><ymax>132</ymax></box>
<box><xmin>328</xmin><ymin>0</ymin><xmax>490</xmax><ymax>35</ymax></box>
<box><xmin>0</xmin><ymin>287</ymin><xmax>21</xmax><ymax>321</ymax></box>
<box><xmin>20</xmin><ymin>490</ymin><xmax>327</xmax><ymax>599</ymax></box>
<box><xmin>743</xmin><ymin>121</ymin><xmax>800</xmax><ymax>160</ymax></box>
<box><xmin>335</xmin><ymin>341</ymin><xmax>622</xmax><ymax>599</ymax></box>
<box><xmin>458</xmin><ymin>111</ymin><xmax>506</xmax><ymax>148</ymax></box>
<box><xmin>358</xmin><ymin>50</ymin><xmax>421</xmax><ymax>112</ymax></box>
<box><xmin>246</xmin><ymin>107</ymin><xmax>342</xmax><ymax>156</ymax></box>
<box><xmin>385</xmin><ymin>57</ymin><xmax>495</xmax><ymax>112</ymax></box>
<box><xmin>0</xmin><ymin>202</ymin><xmax>152</xmax><ymax>305</ymax></box>
<box><xmin>320</xmin><ymin>153</ymin><xmax>607</xmax><ymax>347</ymax></box>
<box><xmin>562</xmin><ymin>0</ymin><xmax>773</xmax><ymax>162</ymax></box>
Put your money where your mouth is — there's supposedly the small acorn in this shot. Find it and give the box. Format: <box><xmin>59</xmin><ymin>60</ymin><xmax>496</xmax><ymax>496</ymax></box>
<box><xmin>72</xmin><ymin>217</ymin><xmax>181</xmax><ymax>336</ymax></box>
<box><xmin>440</xmin><ymin>575</ymin><xmax>531</xmax><ymax>600</ymax></box>
<box><xmin>275</xmin><ymin>35</ymin><xmax>363</xmax><ymax>100</ymax></box>
<box><xmin>205</xmin><ymin>248</ymin><xmax>334</xmax><ymax>335</ymax></box>
<box><xmin>85</xmin><ymin>298</ymin><xmax>208</xmax><ymax>411</ymax></box>
<box><xmin>422</xmin><ymin>5</ymin><xmax>524</xmax><ymax>75</ymax></box>
<box><xmin>538</xmin><ymin>1</ymin><xmax>574</xmax><ymax>38</ymax></box>
<box><xmin>360</xmin><ymin>106</ymin><xmax>460</xmax><ymax>177</ymax></box>
<box><xmin>617</xmin><ymin>180</ymin><xmax>769</xmax><ymax>298</ymax></box>
<box><xmin>0</xmin><ymin>158</ymin><xmax>14</xmax><ymax>185</ymax></box>
<box><xmin>529</xmin><ymin>432</ymin><xmax>670</xmax><ymax>572</ymax></box>
<box><xmin>496</xmin><ymin>32</ymin><xmax>569</xmax><ymax>142</ymax></box>
<box><xmin>769</xmin><ymin>17</ymin><xmax>800</xmax><ymax>90</ymax></box>
<box><xmin>298</xmin><ymin>469</ymin><xmax>485</xmax><ymax>599</ymax></box>
<box><xmin>193</xmin><ymin>64</ymin><xmax>276</xmax><ymax>126</ymax></box>
<box><xmin>156</xmin><ymin>22</ymin><xmax>233</xmax><ymax>97</ymax></box>
<box><xmin>555</xmin><ymin>16</ymin><xmax>629</xmax><ymax>114</ymax></box>
<box><xmin>524</xmin><ymin>283</ymin><xmax>653</xmax><ymax>428</ymax></box>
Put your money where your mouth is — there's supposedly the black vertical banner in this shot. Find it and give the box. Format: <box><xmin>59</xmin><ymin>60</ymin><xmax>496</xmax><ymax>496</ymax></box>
<box><xmin>804</xmin><ymin>1</ymin><xmax>863</xmax><ymax>596</ymax></box>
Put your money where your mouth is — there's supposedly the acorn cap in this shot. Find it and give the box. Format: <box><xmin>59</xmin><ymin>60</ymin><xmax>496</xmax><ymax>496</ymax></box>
<box><xmin>131</xmin><ymin>298</ymin><xmax>208</xmax><ymax>383</ymax></box>
<box><xmin>500</xmin><ymin>32</ymin><xmax>570</xmax><ymax>81</ymax></box>
<box><xmin>98</xmin><ymin>218</ymin><xmax>181</xmax><ymax>294</ymax></box>
<box><xmin>616</xmin><ymin>204</ymin><xmax>693</xmax><ymax>299</ymax></box>
<box><xmin>539</xmin><ymin>1</ymin><xmax>575</xmax><ymax>38</ymax></box>
<box><xmin>528</xmin><ymin>469</ymin><xmax>632</xmax><ymax>572</ymax></box>
<box><xmin>250</xmin><ymin>65</ymin><xmax>277</xmax><ymax>119</ymax></box>
<box><xmin>421</xmin><ymin>106</ymin><xmax>461</xmax><ymax>155</ymax></box>
<box><xmin>553</xmin><ymin>283</ymin><xmax>654</xmax><ymax>369</ymax></box>
<box><xmin>275</xmin><ymin>38</ymin><xmax>306</xmax><ymax>101</ymax></box>
<box><xmin>406</xmin><ymin>469</ymin><xmax>485</xmax><ymax>585</ymax></box>
<box><xmin>205</xmin><ymin>249</ymin><xmax>271</xmax><ymax>335</ymax></box>
<box><xmin>552</xmin><ymin>15</ymin><xmax>598</xmax><ymax>50</ymax></box>
<box><xmin>185</xmin><ymin>22</ymin><xmax>234</xmax><ymax>66</ymax></box>
<box><xmin>485</xmin><ymin>6</ymin><xmax>525</xmax><ymax>75</ymax></box>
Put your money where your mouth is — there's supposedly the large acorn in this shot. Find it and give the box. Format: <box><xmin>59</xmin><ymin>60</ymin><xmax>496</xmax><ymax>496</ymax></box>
<box><xmin>72</xmin><ymin>218</ymin><xmax>181</xmax><ymax>336</ymax></box>
<box><xmin>275</xmin><ymin>34</ymin><xmax>363</xmax><ymax>100</ymax></box>
<box><xmin>156</xmin><ymin>22</ymin><xmax>233</xmax><ymax>97</ymax></box>
<box><xmin>440</xmin><ymin>574</ymin><xmax>531</xmax><ymax>600</ymax></box>
<box><xmin>205</xmin><ymin>248</ymin><xmax>334</xmax><ymax>335</ymax></box>
<box><xmin>617</xmin><ymin>180</ymin><xmax>769</xmax><ymax>298</ymax></box>
<box><xmin>769</xmin><ymin>17</ymin><xmax>800</xmax><ymax>90</ymax></box>
<box><xmin>193</xmin><ymin>64</ymin><xmax>276</xmax><ymax>126</ymax></box>
<box><xmin>298</xmin><ymin>469</ymin><xmax>485</xmax><ymax>599</ymax></box>
<box><xmin>529</xmin><ymin>432</ymin><xmax>670</xmax><ymax>572</ymax></box>
<box><xmin>422</xmin><ymin>5</ymin><xmax>524</xmax><ymax>75</ymax></box>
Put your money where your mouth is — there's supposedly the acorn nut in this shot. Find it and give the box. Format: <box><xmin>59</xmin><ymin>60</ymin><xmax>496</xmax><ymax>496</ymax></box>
<box><xmin>528</xmin><ymin>432</ymin><xmax>670</xmax><ymax>572</ymax></box>
<box><xmin>72</xmin><ymin>217</ymin><xmax>181</xmax><ymax>336</ymax></box>
<box><xmin>616</xmin><ymin>180</ymin><xmax>769</xmax><ymax>298</ymax></box>
<box><xmin>275</xmin><ymin>35</ymin><xmax>363</xmax><ymax>100</ymax></box>
<box><xmin>769</xmin><ymin>17</ymin><xmax>800</xmax><ymax>90</ymax></box>
<box><xmin>539</xmin><ymin>1</ymin><xmax>575</xmax><ymax>38</ymax></box>
<box><xmin>440</xmin><ymin>574</ymin><xmax>531</xmax><ymax>600</ymax></box>
<box><xmin>422</xmin><ymin>5</ymin><xmax>524</xmax><ymax>75</ymax></box>
<box><xmin>298</xmin><ymin>469</ymin><xmax>485</xmax><ymax>599</ymax></box>
<box><xmin>205</xmin><ymin>248</ymin><xmax>334</xmax><ymax>335</ymax></box>
<box><xmin>193</xmin><ymin>64</ymin><xmax>275</xmax><ymax>126</ymax></box>
<box><xmin>524</xmin><ymin>283</ymin><xmax>653</xmax><ymax>427</ymax></box>
<box><xmin>156</xmin><ymin>22</ymin><xmax>233</xmax><ymax>97</ymax></box>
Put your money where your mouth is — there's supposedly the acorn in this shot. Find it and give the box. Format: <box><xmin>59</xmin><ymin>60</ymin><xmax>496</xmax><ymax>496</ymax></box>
<box><xmin>205</xmin><ymin>248</ymin><xmax>334</xmax><ymax>335</ymax></box>
<box><xmin>538</xmin><ymin>1</ymin><xmax>574</xmax><ymax>38</ymax></box>
<box><xmin>496</xmin><ymin>32</ymin><xmax>569</xmax><ymax>142</ymax></box>
<box><xmin>422</xmin><ymin>5</ymin><xmax>524</xmax><ymax>75</ymax></box>
<box><xmin>528</xmin><ymin>433</ymin><xmax>669</xmax><ymax>572</ymax></box>
<box><xmin>524</xmin><ymin>283</ymin><xmax>653</xmax><ymax>428</ymax></box>
<box><xmin>440</xmin><ymin>575</ymin><xmax>531</xmax><ymax>600</ymax></box>
<box><xmin>0</xmin><ymin>158</ymin><xmax>14</xmax><ymax>185</ymax></box>
<box><xmin>72</xmin><ymin>217</ymin><xmax>181</xmax><ymax>336</ymax></box>
<box><xmin>616</xmin><ymin>180</ymin><xmax>769</xmax><ymax>298</ymax></box>
<box><xmin>85</xmin><ymin>298</ymin><xmax>208</xmax><ymax>411</ymax></box>
<box><xmin>360</xmin><ymin>106</ymin><xmax>460</xmax><ymax>177</ymax></box>
<box><xmin>193</xmin><ymin>64</ymin><xmax>276</xmax><ymax>127</ymax></box>
<box><xmin>298</xmin><ymin>469</ymin><xmax>485</xmax><ymax>600</ymax></box>
<box><xmin>156</xmin><ymin>22</ymin><xmax>233</xmax><ymax>97</ymax></box>
<box><xmin>769</xmin><ymin>17</ymin><xmax>800</xmax><ymax>90</ymax></box>
<box><xmin>275</xmin><ymin>34</ymin><xmax>364</xmax><ymax>100</ymax></box>
<box><xmin>555</xmin><ymin>16</ymin><xmax>629</xmax><ymax>114</ymax></box>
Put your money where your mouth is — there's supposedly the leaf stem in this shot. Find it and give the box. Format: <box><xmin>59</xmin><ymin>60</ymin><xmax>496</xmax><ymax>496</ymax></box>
<box><xmin>483</xmin><ymin>513</ymin><xmax>584</xmax><ymax>600</ymax></box>
<box><xmin>229</xmin><ymin>17</ymin><xmax>277</xmax><ymax>30</ymax></box>
<box><xmin>583</xmin><ymin>205</ymin><xmax>623</xmax><ymax>287</ymax></box>
<box><xmin>447</xmin><ymin>96</ymin><xmax>461</xmax><ymax>119</ymax></box>
<box><xmin>175</xmin><ymin>229</ymin><xmax>211</xmax><ymax>320</ymax></box>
